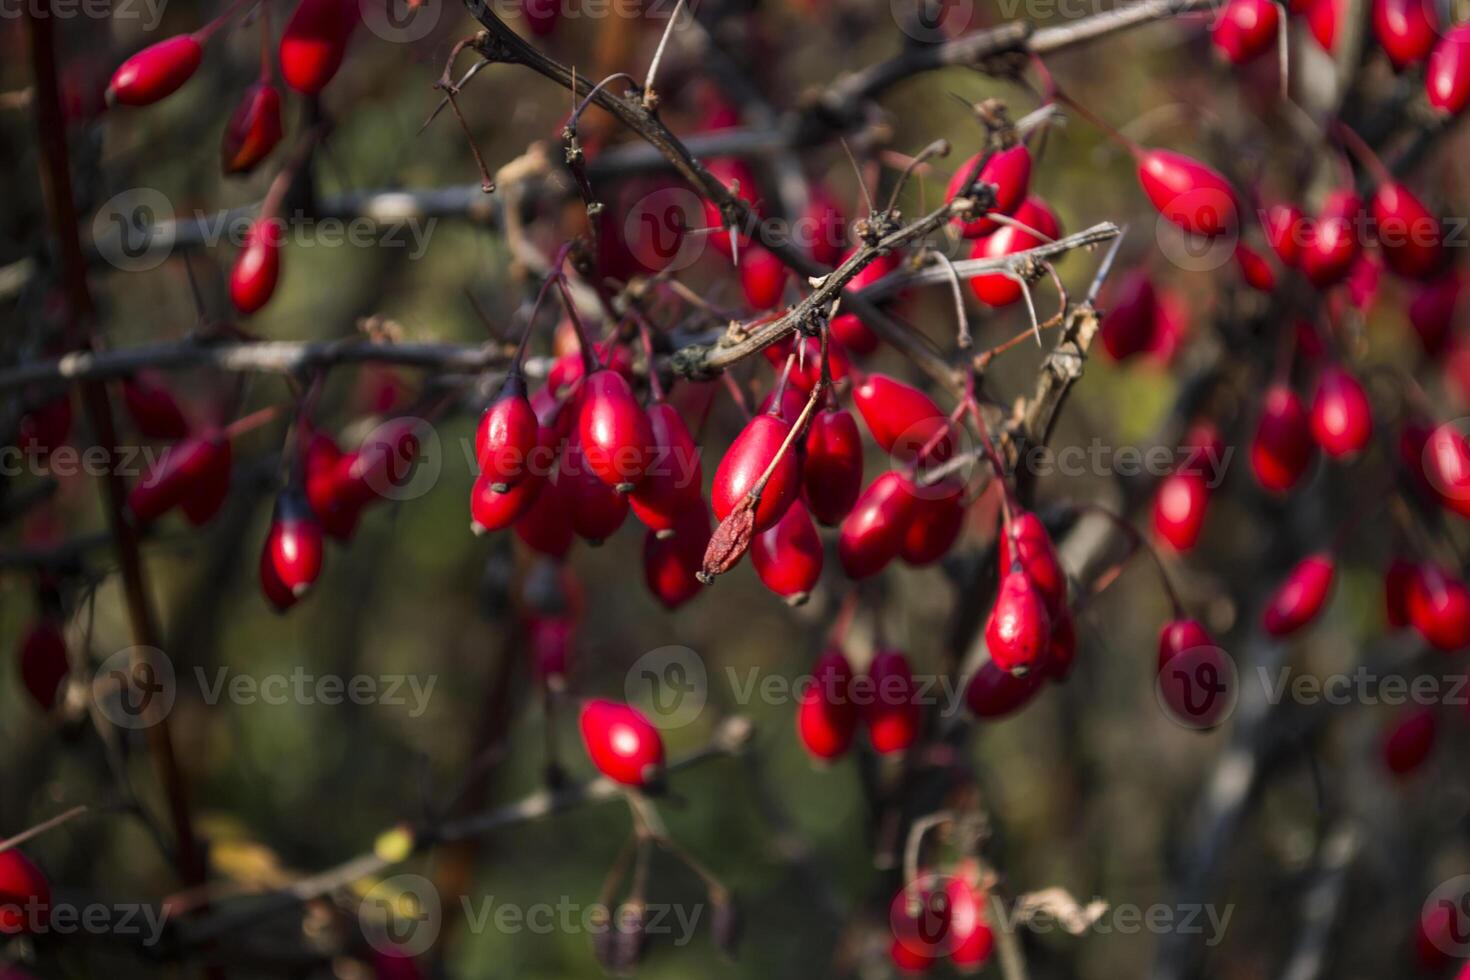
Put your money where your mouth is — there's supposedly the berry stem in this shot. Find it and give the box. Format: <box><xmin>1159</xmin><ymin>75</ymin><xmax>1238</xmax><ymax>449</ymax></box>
<box><xmin>1078</xmin><ymin>502</ymin><xmax>1185</xmax><ymax>617</ymax></box>
<box><xmin>223</xmin><ymin>404</ymin><xmax>280</xmax><ymax>441</ymax></box>
<box><xmin>1054</xmin><ymin>88</ymin><xmax>1143</xmax><ymax>157</ymax></box>
<box><xmin>1331</xmin><ymin>120</ymin><xmax>1392</xmax><ymax>186</ymax></box>
<box><xmin>195</xmin><ymin>0</ymin><xmax>257</xmax><ymax>43</ymax></box>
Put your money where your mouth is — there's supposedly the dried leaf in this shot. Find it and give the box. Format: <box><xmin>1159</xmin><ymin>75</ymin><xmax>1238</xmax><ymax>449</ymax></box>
<box><xmin>699</xmin><ymin>499</ymin><xmax>757</xmax><ymax>583</ymax></box>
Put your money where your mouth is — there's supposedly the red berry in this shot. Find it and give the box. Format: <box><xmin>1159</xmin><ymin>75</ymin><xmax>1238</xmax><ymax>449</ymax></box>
<box><xmin>1262</xmin><ymin>553</ymin><xmax>1336</xmax><ymax>635</ymax></box>
<box><xmin>280</xmin><ymin>0</ymin><xmax>357</xmax><ymax>94</ymax></box>
<box><xmin>739</xmin><ymin>246</ymin><xmax>786</xmax><ymax>309</ymax></box>
<box><xmin>522</xmin><ymin>0</ymin><xmax>559</xmax><ymax>35</ymax></box>
<box><xmin>475</xmin><ymin>374</ymin><xmax>540</xmax><ymax>492</ymax></box>
<box><xmin>578</xmin><ymin>369</ymin><xmax>654</xmax><ymax>491</ymax></box>
<box><xmin>762</xmin><ymin>334</ymin><xmax>851</xmax><ymax>394</ymax></box>
<box><xmin>803</xmin><ymin>186</ymin><xmax>847</xmax><ymax>267</ymax></box>
<box><xmin>1300</xmin><ymin>190</ymin><xmax>1363</xmax><ymax>288</ymax></box>
<box><xmin>1045</xmin><ymin>609</ymin><xmax>1078</xmax><ymax>682</ymax></box>
<box><xmin>107</xmin><ymin>34</ymin><xmax>202</xmax><ymax>106</ymax></box>
<box><xmin>1264</xmin><ymin>204</ymin><xmax>1305</xmax><ymax>267</ymax></box>
<box><xmin>1306</xmin><ymin>0</ymin><xmax>1344</xmax><ymax>51</ymax></box>
<box><xmin>1372</xmin><ymin>0</ymin><xmax>1438</xmax><ymax>69</ymax></box>
<box><xmin>702</xmin><ymin>158</ymin><xmax>761</xmax><ymax>258</ymax></box>
<box><xmin>946</xmin><ymin>145</ymin><xmax>1032</xmax><ymax>238</ymax></box>
<box><xmin>259</xmin><ymin>546</ymin><xmax>298</xmax><ymax>612</ymax></box>
<box><xmin>797</xmin><ymin>649</ymin><xmax>858</xmax><ymax>760</ymax></box>
<box><xmin>1382</xmin><ymin>707</ymin><xmax>1437</xmax><ymax>775</ymax></box>
<box><xmin>1134</xmin><ymin>148</ymin><xmax>1238</xmax><ymax>238</ymax></box>
<box><xmin>1372</xmin><ymin>182</ymin><xmax>1445</xmax><ymax>280</ymax></box>
<box><xmin>578</xmin><ymin>699</ymin><xmax>664</xmax><ymax>787</ymax></box>
<box><xmin>1427</xmin><ymin>24</ymin><xmax>1470</xmax><ymax>116</ymax></box>
<box><xmin>1251</xmin><ymin>384</ymin><xmax>1314</xmax><ymax>493</ymax></box>
<box><xmin>838</xmin><ymin>470</ymin><xmax>917</xmax><ymax>579</ymax></box>
<box><xmin>302</xmin><ymin>427</ymin><xmax>361</xmax><ymax>540</ymax></box>
<box><xmin>968</xmin><ymin>197</ymin><xmax>1061</xmax><ymax>307</ymax></box>
<box><xmin>643</xmin><ymin>503</ymin><xmax>710</xmax><ymax>610</ymax></box>
<box><xmin>17</xmin><ymin>395</ymin><xmax>72</xmax><ymax>456</ymax></box>
<box><xmin>470</xmin><ymin>470</ymin><xmax>541</xmax><ymax>534</ymax></box>
<box><xmin>560</xmin><ymin>438</ymin><xmax>630</xmax><ymax>543</ymax></box>
<box><xmin>0</xmin><ymin>850</ymin><xmax>50</xmax><ymax>935</ymax></box>
<box><xmin>1233</xmin><ymin>242</ymin><xmax>1277</xmax><ymax>292</ymax></box>
<box><xmin>1408</xmin><ymin>272</ymin><xmax>1461</xmax><ymax>355</ymax></box>
<box><xmin>1385</xmin><ymin>556</ymin><xmax>1416</xmax><ymax>628</ymax></box>
<box><xmin>343</xmin><ymin>417</ymin><xmax>425</xmax><ymax>507</ymax></box>
<box><xmin>221</xmin><ymin>83</ymin><xmax>284</xmax><ymax>175</ymax></box>
<box><xmin>527</xmin><ymin>615</ymin><xmax>573</xmax><ymax>684</ymax></box>
<box><xmin>129</xmin><ymin>430</ymin><xmax>230</xmax><ymax>524</ymax></box>
<box><xmin>712</xmin><ymin>413</ymin><xmax>800</xmax><ymax>532</ymax></box>
<box><xmin>862</xmin><ymin>649</ymin><xmax>921</xmax><ymax>754</ymax></box>
<box><xmin>18</xmin><ymin>619</ymin><xmax>68</xmax><ymax>712</ymax></box>
<box><xmin>122</xmin><ymin>371</ymin><xmax>189</xmax><ymax>440</ymax></box>
<box><xmin>996</xmin><ymin>512</ymin><xmax>1066</xmax><ymax>616</ymax></box>
<box><xmin>1407</xmin><ymin>562</ymin><xmax>1470</xmax><ymax>649</ymax></box>
<box><xmin>900</xmin><ymin>480</ymin><xmax>966</xmax><ymax>566</ymax></box>
<box><xmin>1099</xmin><ymin>269</ymin><xmax>1157</xmax><ymax>361</ymax></box>
<box><xmin>1153</xmin><ymin>470</ymin><xmax>1209</xmax><ymax>552</ymax></box>
<box><xmin>230</xmin><ymin>219</ymin><xmax>281</xmax><ymax>314</ymax></box>
<box><xmin>1421</xmin><ymin>423</ymin><xmax>1470</xmax><ymax>518</ymax></box>
<box><xmin>629</xmin><ymin>402</ymin><xmax>702</xmax><ymax>533</ymax></box>
<box><xmin>802</xmin><ymin>405</ymin><xmax>863</xmax><ymax>526</ymax></box>
<box><xmin>985</xmin><ymin>567</ymin><xmax>1052</xmax><ymax>676</ymax></box>
<box><xmin>263</xmin><ymin>491</ymin><xmax>324</xmax><ymax>603</ymax></box>
<box><xmin>1212</xmin><ymin>0</ymin><xmax>1281</xmax><ymax>63</ymax></box>
<box><xmin>1309</xmin><ymin>365</ymin><xmax>1373</xmax><ymax>458</ymax></box>
<box><xmin>946</xmin><ymin>877</ymin><xmax>995</xmax><ymax>972</ymax></box>
<box><xmin>1157</xmin><ymin>617</ymin><xmax>1215</xmax><ymax>672</ymax></box>
<box><xmin>514</xmin><ymin>445</ymin><xmax>575</xmax><ymax>559</ymax></box>
<box><xmin>852</xmin><ymin>373</ymin><xmax>952</xmax><ymax>464</ymax></box>
<box><xmin>964</xmin><ymin>660</ymin><xmax>1042</xmax><ymax>718</ymax></box>
<box><xmin>751</xmin><ymin>500</ymin><xmax>823</xmax><ymax>603</ymax></box>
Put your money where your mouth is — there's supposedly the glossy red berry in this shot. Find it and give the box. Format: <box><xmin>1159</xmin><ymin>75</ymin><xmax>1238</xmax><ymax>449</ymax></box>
<box><xmin>797</xmin><ymin>649</ymin><xmax>858</xmax><ymax>760</ymax></box>
<box><xmin>964</xmin><ymin>660</ymin><xmax>1042</xmax><ymax>718</ymax></box>
<box><xmin>1099</xmin><ymin>269</ymin><xmax>1157</xmax><ymax>361</ymax></box>
<box><xmin>514</xmin><ymin>444</ymin><xmax>575</xmax><ymax>559</ymax></box>
<box><xmin>852</xmin><ymin>373</ymin><xmax>952</xmax><ymax>464</ymax></box>
<box><xmin>578</xmin><ymin>699</ymin><xmax>664</xmax><ymax>787</ymax></box>
<box><xmin>1264</xmin><ymin>204</ymin><xmax>1305</xmax><ymax>267</ymax></box>
<box><xmin>739</xmin><ymin>246</ymin><xmax>786</xmax><ymax>309</ymax></box>
<box><xmin>107</xmin><ymin>34</ymin><xmax>202</xmax><ymax>106</ymax></box>
<box><xmin>996</xmin><ymin>512</ymin><xmax>1066</xmax><ymax>616</ymax></box>
<box><xmin>0</xmin><ymin>850</ymin><xmax>50</xmax><ymax>935</ymax></box>
<box><xmin>560</xmin><ymin>438</ymin><xmax>630</xmax><ymax>543</ymax></box>
<box><xmin>1372</xmin><ymin>182</ymin><xmax>1445</xmax><ymax>280</ymax></box>
<box><xmin>838</xmin><ymin>471</ymin><xmax>917</xmax><ymax>579</ymax></box>
<box><xmin>129</xmin><ymin>430</ymin><xmax>231</xmax><ymax>524</ymax></box>
<box><xmin>1153</xmin><ymin>469</ymin><xmax>1209</xmax><ymax>552</ymax></box>
<box><xmin>121</xmin><ymin>371</ymin><xmax>188</xmax><ymax>440</ymax></box>
<box><xmin>947</xmin><ymin>144</ymin><xmax>1032</xmax><ymax>238</ymax></box>
<box><xmin>968</xmin><ymin>197</ymin><xmax>1061</xmax><ymax>307</ymax></box>
<box><xmin>18</xmin><ymin>619</ymin><xmax>68</xmax><ymax>711</ymax></box>
<box><xmin>1408</xmin><ymin>272</ymin><xmax>1460</xmax><ymax>355</ymax></box>
<box><xmin>1372</xmin><ymin>0</ymin><xmax>1438</xmax><ymax>69</ymax></box>
<box><xmin>1382</xmin><ymin>707</ymin><xmax>1437</xmax><ymax>775</ymax></box>
<box><xmin>1300</xmin><ymin>190</ymin><xmax>1363</xmax><ymax>288</ymax></box>
<box><xmin>1407</xmin><ymin>562</ymin><xmax>1470</xmax><ymax>649</ymax></box>
<box><xmin>900</xmin><ymin>480</ymin><xmax>966</xmax><ymax>566</ymax></box>
<box><xmin>751</xmin><ymin>500</ymin><xmax>823</xmax><ymax>604</ymax></box>
<box><xmin>221</xmin><ymin>83</ymin><xmax>284</xmax><ymax>175</ymax></box>
<box><xmin>1309</xmin><ymin>366</ymin><xmax>1373</xmax><ymax>458</ymax></box>
<box><xmin>863</xmin><ymin>649</ymin><xmax>920</xmax><ymax>754</ymax></box>
<box><xmin>230</xmin><ymin>220</ymin><xmax>281</xmax><ymax>314</ymax></box>
<box><xmin>302</xmin><ymin>428</ymin><xmax>361</xmax><ymax>540</ymax></box>
<box><xmin>280</xmin><ymin>0</ymin><xmax>357</xmax><ymax>94</ymax></box>
<box><xmin>476</xmin><ymin>374</ymin><xmax>540</xmax><ymax>492</ymax></box>
<box><xmin>802</xmin><ymin>405</ymin><xmax>863</xmax><ymax>526</ymax></box>
<box><xmin>1262</xmin><ymin>553</ymin><xmax>1336</xmax><ymax>635</ymax></box>
<box><xmin>985</xmin><ymin>567</ymin><xmax>1052</xmax><ymax>676</ymax></box>
<box><xmin>578</xmin><ymin>369</ymin><xmax>653</xmax><ymax>492</ymax></box>
<box><xmin>1420</xmin><ymin>423</ymin><xmax>1470</xmax><ymax>518</ymax></box>
<box><xmin>1427</xmin><ymin>24</ymin><xmax>1470</xmax><ymax>116</ymax></box>
<box><xmin>630</xmin><ymin>402</ymin><xmax>703</xmax><ymax>534</ymax></box>
<box><xmin>258</xmin><ymin>546</ymin><xmax>297</xmax><ymax>612</ymax></box>
<box><xmin>263</xmin><ymin>491</ymin><xmax>324</xmax><ymax>604</ymax></box>
<box><xmin>1134</xmin><ymin>148</ymin><xmax>1238</xmax><ymax>238</ymax></box>
<box><xmin>470</xmin><ymin>470</ymin><xmax>541</xmax><ymax>534</ymax></box>
<box><xmin>947</xmin><ymin>878</ymin><xmax>996</xmax><ymax>972</ymax></box>
<box><xmin>1157</xmin><ymin>617</ymin><xmax>1215</xmax><ymax>672</ymax></box>
<box><xmin>1212</xmin><ymin>0</ymin><xmax>1281</xmax><ymax>63</ymax></box>
<box><xmin>643</xmin><ymin>503</ymin><xmax>710</xmax><ymax>610</ymax></box>
<box><xmin>712</xmin><ymin>413</ymin><xmax>800</xmax><ymax>532</ymax></box>
<box><xmin>1307</xmin><ymin>0</ymin><xmax>1344</xmax><ymax>51</ymax></box>
<box><xmin>830</xmin><ymin>250</ymin><xmax>902</xmax><ymax>355</ymax></box>
<box><xmin>1251</xmin><ymin>385</ymin><xmax>1314</xmax><ymax>493</ymax></box>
